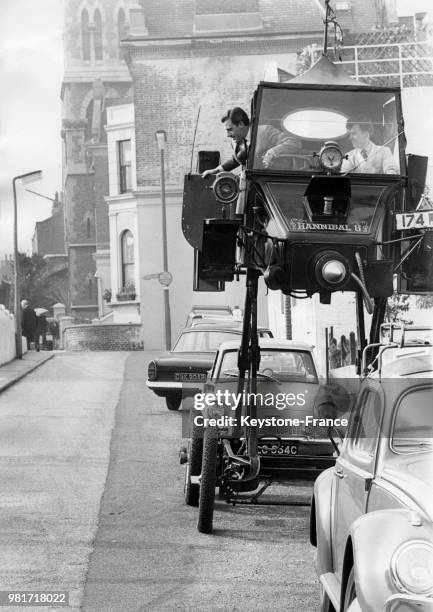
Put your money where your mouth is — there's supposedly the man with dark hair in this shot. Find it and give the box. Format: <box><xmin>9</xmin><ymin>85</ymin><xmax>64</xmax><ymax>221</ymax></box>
<box><xmin>341</xmin><ymin>114</ymin><xmax>398</xmax><ymax>174</ymax></box>
<box><xmin>202</xmin><ymin>107</ymin><xmax>301</xmax><ymax>177</ymax></box>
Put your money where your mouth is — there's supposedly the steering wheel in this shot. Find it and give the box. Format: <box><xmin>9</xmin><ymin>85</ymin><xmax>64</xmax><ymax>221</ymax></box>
<box><xmin>265</xmin><ymin>154</ymin><xmax>314</xmax><ymax>171</ymax></box>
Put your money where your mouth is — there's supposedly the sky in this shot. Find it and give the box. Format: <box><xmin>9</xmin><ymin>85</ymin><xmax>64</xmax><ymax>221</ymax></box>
<box><xmin>0</xmin><ymin>0</ymin><xmax>431</xmax><ymax>259</ymax></box>
<box><xmin>0</xmin><ymin>0</ymin><xmax>63</xmax><ymax>258</ymax></box>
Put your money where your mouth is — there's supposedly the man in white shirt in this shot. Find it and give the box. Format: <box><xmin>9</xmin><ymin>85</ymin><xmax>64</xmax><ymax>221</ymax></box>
<box><xmin>341</xmin><ymin>115</ymin><xmax>399</xmax><ymax>175</ymax></box>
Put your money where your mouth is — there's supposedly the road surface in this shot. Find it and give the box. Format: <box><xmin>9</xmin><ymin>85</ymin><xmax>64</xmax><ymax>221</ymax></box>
<box><xmin>0</xmin><ymin>351</ymin><xmax>321</xmax><ymax>611</ymax></box>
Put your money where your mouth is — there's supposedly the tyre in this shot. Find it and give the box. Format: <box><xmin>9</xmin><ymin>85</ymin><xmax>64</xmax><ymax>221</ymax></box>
<box><xmin>184</xmin><ymin>427</ymin><xmax>203</xmax><ymax>507</ymax></box>
<box><xmin>197</xmin><ymin>426</ymin><xmax>218</xmax><ymax>534</ymax></box>
<box><xmin>166</xmin><ymin>394</ymin><xmax>181</xmax><ymax>411</ymax></box>
<box><xmin>343</xmin><ymin>566</ymin><xmax>357</xmax><ymax>611</ymax></box>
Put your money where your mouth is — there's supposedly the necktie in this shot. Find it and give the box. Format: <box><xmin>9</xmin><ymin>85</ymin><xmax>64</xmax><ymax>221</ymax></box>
<box><xmin>361</xmin><ymin>149</ymin><xmax>368</xmax><ymax>161</ymax></box>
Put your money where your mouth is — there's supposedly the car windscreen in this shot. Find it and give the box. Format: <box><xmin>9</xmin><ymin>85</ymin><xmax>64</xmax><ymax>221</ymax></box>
<box><xmin>172</xmin><ymin>331</ymin><xmax>240</xmax><ymax>352</ymax></box>
<box><xmin>219</xmin><ymin>349</ymin><xmax>318</xmax><ymax>382</ymax></box>
<box><xmin>251</xmin><ymin>87</ymin><xmax>400</xmax><ymax>176</ymax></box>
<box><xmin>392</xmin><ymin>387</ymin><xmax>433</xmax><ymax>453</ymax></box>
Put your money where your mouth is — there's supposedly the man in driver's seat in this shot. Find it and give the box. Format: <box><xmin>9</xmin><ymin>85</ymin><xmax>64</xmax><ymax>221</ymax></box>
<box><xmin>341</xmin><ymin>114</ymin><xmax>399</xmax><ymax>174</ymax></box>
<box><xmin>201</xmin><ymin>107</ymin><xmax>301</xmax><ymax>177</ymax></box>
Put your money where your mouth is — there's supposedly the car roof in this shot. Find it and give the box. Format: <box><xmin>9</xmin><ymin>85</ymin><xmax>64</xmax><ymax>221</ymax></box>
<box><xmin>216</xmin><ymin>338</ymin><xmax>315</xmax><ymax>351</ymax></box>
<box><xmin>179</xmin><ymin>325</ymin><xmax>270</xmax><ymax>333</ymax></box>
<box><xmin>374</xmin><ymin>346</ymin><xmax>433</xmax><ymax>378</ymax></box>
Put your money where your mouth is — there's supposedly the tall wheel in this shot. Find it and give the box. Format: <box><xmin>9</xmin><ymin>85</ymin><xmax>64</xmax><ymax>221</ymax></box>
<box><xmin>197</xmin><ymin>426</ymin><xmax>218</xmax><ymax>534</ymax></box>
<box><xmin>184</xmin><ymin>425</ymin><xmax>203</xmax><ymax>507</ymax></box>
<box><xmin>343</xmin><ymin>566</ymin><xmax>357</xmax><ymax>611</ymax></box>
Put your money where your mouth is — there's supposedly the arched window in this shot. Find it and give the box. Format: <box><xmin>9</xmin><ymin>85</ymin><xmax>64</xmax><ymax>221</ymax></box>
<box><xmin>121</xmin><ymin>230</ymin><xmax>135</xmax><ymax>287</ymax></box>
<box><xmin>81</xmin><ymin>9</ymin><xmax>91</xmax><ymax>61</ymax></box>
<box><xmin>118</xmin><ymin>8</ymin><xmax>127</xmax><ymax>58</ymax></box>
<box><xmin>94</xmin><ymin>9</ymin><xmax>103</xmax><ymax>61</ymax></box>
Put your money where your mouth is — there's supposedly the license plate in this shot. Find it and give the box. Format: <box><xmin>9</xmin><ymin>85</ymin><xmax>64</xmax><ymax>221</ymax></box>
<box><xmin>174</xmin><ymin>372</ymin><xmax>207</xmax><ymax>382</ymax></box>
<box><xmin>258</xmin><ymin>443</ymin><xmax>298</xmax><ymax>456</ymax></box>
<box><xmin>396</xmin><ymin>211</ymin><xmax>433</xmax><ymax>230</ymax></box>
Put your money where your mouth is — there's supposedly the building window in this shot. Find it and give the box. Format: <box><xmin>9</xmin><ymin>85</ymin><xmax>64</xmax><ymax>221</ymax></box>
<box><xmin>94</xmin><ymin>9</ymin><xmax>103</xmax><ymax>60</ymax></box>
<box><xmin>87</xmin><ymin>217</ymin><xmax>91</xmax><ymax>238</ymax></box>
<box><xmin>81</xmin><ymin>9</ymin><xmax>91</xmax><ymax>60</ymax></box>
<box><xmin>118</xmin><ymin>139</ymin><xmax>132</xmax><ymax>193</ymax></box>
<box><xmin>118</xmin><ymin>8</ymin><xmax>127</xmax><ymax>57</ymax></box>
<box><xmin>121</xmin><ymin>230</ymin><xmax>135</xmax><ymax>286</ymax></box>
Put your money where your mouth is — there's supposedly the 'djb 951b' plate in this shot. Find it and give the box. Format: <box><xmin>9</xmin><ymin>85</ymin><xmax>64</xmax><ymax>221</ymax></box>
<box><xmin>396</xmin><ymin>211</ymin><xmax>433</xmax><ymax>230</ymax></box>
<box><xmin>175</xmin><ymin>373</ymin><xmax>207</xmax><ymax>382</ymax></box>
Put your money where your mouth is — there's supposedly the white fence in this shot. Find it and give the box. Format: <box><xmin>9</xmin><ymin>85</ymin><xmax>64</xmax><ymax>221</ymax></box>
<box><xmin>0</xmin><ymin>305</ymin><xmax>16</xmax><ymax>365</ymax></box>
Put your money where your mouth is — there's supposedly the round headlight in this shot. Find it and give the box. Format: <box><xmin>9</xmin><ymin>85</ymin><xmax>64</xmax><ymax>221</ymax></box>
<box><xmin>322</xmin><ymin>260</ymin><xmax>347</xmax><ymax>284</ymax></box>
<box><xmin>148</xmin><ymin>360</ymin><xmax>158</xmax><ymax>381</ymax></box>
<box><xmin>319</xmin><ymin>141</ymin><xmax>343</xmax><ymax>172</ymax></box>
<box><xmin>312</xmin><ymin>251</ymin><xmax>350</xmax><ymax>291</ymax></box>
<box><xmin>391</xmin><ymin>540</ymin><xmax>433</xmax><ymax>596</ymax></box>
<box><xmin>212</xmin><ymin>172</ymin><xmax>239</xmax><ymax>204</ymax></box>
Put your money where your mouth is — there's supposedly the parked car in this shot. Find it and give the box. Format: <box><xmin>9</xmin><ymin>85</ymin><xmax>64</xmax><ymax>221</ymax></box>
<box><xmin>183</xmin><ymin>338</ymin><xmax>340</xmax><ymax>510</ymax></box>
<box><xmin>146</xmin><ymin>324</ymin><xmax>273</xmax><ymax>411</ymax></box>
<box><xmin>185</xmin><ymin>305</ymin><xmax>234</xmax><ymax>327</ymax></box>
<box><xmin>310</xmin><ymin>345</ymin><xmax>433</xmax><ymax>612</ymax></box>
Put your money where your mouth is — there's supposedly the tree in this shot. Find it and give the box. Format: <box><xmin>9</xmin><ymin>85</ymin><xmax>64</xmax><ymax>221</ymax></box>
<box><xmin>10</xmin><ymin>253</ymin><xmax>68</xmax><ymax>312</ymax></box>
<box><xmin>384</xmin><ymin>293</ymin><xmax>413</xmax><ymax>325</ymax></box>
<box><xmin>416</xmin><ymin>295</ymin><xmax>433</xmax><ymax>310</ymax></box>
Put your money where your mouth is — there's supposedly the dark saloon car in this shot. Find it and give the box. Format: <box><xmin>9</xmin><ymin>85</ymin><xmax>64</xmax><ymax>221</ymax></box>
<box><xmin>146</xmin><ymin>324</ymin><xmax>272</xmax><ymax>410</ymax></box>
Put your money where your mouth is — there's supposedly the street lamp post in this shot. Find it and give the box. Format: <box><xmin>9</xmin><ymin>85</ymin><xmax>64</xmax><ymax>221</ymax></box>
<box><xmin>12</xmin><ymin>170</ymin><xmax>43</xmax><ymax>359</ymax></box>
<box><xmin>155</xmin><ymin>130</ymin><xmax>172</xmax><ymax>350</ymax></box>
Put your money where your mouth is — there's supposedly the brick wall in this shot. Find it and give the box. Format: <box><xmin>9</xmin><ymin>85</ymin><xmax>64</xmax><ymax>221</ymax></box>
<box><xmin>64</xmin><ymin>323</ymin><xmax>143</xmax><ymax>350</ymax></box>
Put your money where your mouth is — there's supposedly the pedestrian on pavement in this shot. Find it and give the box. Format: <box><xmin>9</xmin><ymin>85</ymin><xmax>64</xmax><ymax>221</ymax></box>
<box><xmin>35</xmin><ymin>311</ymin><xmax>48</xmax><ymax>351</ymax></box>
<box><xmin>21</xmin><ymin>299</ymin><xmax>38</xmax><ymax>351</ymax></box>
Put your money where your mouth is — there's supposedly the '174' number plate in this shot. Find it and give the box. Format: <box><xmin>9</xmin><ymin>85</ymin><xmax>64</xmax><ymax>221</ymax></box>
<box><xmin>396</xmin><ymin>211</ymin><xmax>433</xmax><ymax>230</ymax></box>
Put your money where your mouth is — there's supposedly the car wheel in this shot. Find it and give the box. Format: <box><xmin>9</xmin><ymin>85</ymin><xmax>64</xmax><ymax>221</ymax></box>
<box><xmin>184</xmin><ymin>427</ymin><xmax>203</xmax><ymax>507</ymax></box>
<box><xmin>197</xmin><ymin>426</ymin><xmax>218</xmax><ymax>534</ymax></box>
<box><xmin>343</xmin><ymin>566</ymin><xmax>357</xmax><ymax>611</ymax></box>
<box><xmin>166</xmin><ymin>394</ymin><xmax>181</xmax><ymax>411</ymax></box>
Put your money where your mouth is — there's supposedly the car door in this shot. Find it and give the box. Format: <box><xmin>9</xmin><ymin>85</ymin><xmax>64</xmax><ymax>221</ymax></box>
<box><xmin>332</xmin><ymin>382</ymin><xmax>383</xmax><ymax>577</ymax></box>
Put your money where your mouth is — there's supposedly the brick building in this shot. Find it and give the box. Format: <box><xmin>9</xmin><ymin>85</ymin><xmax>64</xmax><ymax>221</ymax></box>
<box><xmin>113</xmin><ymin>0</ymin><xmax>388</xmax><ymax>348</ymax></box>
<box><xmin>61</xmin><ymin>0</ymin><xmax>142</xmax><ymax>319</ymax></box>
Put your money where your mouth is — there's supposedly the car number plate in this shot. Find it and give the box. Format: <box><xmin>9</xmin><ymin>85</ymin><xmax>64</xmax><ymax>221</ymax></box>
<box><xmin>396</xmin><ymin>211</ymin><xmax>433</xmax><ymax>230</ymax></box>
<box><xmin>258</xmin><ymin>443</ymin><xmax>298</xmax><ymax>456</ymax></box>
<box><xmin>175</xmin><ymin>372</ymin><xmax>207</xmax><ymax>382</ymax></box>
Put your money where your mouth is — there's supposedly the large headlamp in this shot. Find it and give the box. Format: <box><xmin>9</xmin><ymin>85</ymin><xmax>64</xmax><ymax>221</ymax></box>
<box><xmin>391</xmin><ymin>540</ymin><xmax>433</xmax><ymax>596</ymax></box>
<box><xmin>212</xmin><ymin>172</ymin><xmax>239</xmax><ymax>204</ymax></box>
<box><xmin>312</xmin><ymin>250</ymin><xmax>351</xmax><ymax>291</ymax></box>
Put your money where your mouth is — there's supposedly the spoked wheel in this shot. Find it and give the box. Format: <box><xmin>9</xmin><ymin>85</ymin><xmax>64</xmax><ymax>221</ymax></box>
<box><xmin>197</xmin><ymin>426</ymin><xmax>218</xmax><ymax>534</ymax></box>
<box><xmin>343</xmin><ymin>567</ymin><xmax>357</xmax><ymax>611</ymax></box>
<box><xmin>184</xmin><ymin>426</ymin><xmax>203</xmax><ymax>507</ymax></box>
<box><xmin>166</xmin><ymin>394</ymin><xmax>181</xmax><ymax>411</ymax></box>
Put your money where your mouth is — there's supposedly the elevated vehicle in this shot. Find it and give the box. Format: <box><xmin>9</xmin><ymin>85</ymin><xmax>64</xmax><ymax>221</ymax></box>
<box><xmin>310</xmin><ymin>328</ymin><xmax>433</xmax><ymax>612</ymax></box>
<box><xmin>181</xmin><ymin>4</ymin><xmax>432</xmax><ymax>532</ymax></box>
<box><xmin>146</xmin><ymin>324</ymin><xmax>272</xmax><ymax>411</ymax></box>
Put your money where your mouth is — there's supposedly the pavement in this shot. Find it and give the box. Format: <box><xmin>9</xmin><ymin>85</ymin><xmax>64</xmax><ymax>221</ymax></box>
<box><xmin>0</xmin><ymin>351</ymin><xmax>55</xmax><ymax>393</ymax></box>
